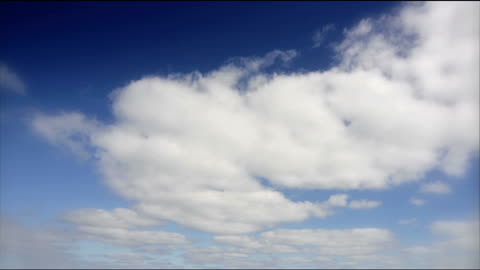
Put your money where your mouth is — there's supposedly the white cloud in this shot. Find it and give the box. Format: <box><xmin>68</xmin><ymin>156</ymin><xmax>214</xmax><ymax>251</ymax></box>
<box><xmin>312</xmin><ymin>24</ymin><xmax>335</xmax><ymax>48</ymax></box>
<box><xmin>409</xmin><ymin>197</ymin><xmax>426</xmax><ymax>206</ymax></box>
<box><xmin>420</xmin><ymin>181</ymin><xmax>451</xmax><ymax>194</ymax></box>
<box><xmin>0</xmin><ymin>63</ymin><xmax>26</xmax><ymax>94</ymax></box>
<box><xmin>32</xmin><ymin>2</ymin><xmax>479</xmax><ymax>235</ymax></box>
<box><xmin>326</xmin><ymin>193</ymin><xmax>349</xmax><ymax>207</ymax></box>
<box><xmin>398</xmin><ymin>218</ymin><xmax>416</xmax><ymax>225</ymax></box>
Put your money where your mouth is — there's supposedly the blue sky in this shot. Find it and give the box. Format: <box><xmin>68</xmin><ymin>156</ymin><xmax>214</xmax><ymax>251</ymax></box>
<box><xmin>0</xmin><ymin>1</ymin><xmax>479</xmax><ymax>268</ymax></box>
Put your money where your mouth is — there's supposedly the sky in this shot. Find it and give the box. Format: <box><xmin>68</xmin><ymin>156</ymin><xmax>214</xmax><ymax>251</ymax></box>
<box><xmin>0</xmin><ymin>1</ymin><xmax>479</xmax><ymax>269</ymax></box>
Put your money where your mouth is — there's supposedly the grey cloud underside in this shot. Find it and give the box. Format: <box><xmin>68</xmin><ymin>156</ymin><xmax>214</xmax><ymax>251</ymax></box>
<box><xmin>32</xmin><ymin>2</ymin><xmax>479</xmax><ymax>236</ymax></box>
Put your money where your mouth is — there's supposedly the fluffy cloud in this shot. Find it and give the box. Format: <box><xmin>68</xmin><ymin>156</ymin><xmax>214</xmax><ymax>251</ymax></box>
<box><xmin>420</xmin><ymin>181</ymin><xmax>451</xmax><ymax>194</ymax></box>
<box><xmin>33</xmin><ymin>2</ymin><xmax>479</xmax><ymax>235</ymax></box>
<box><xmin>0</xmin><ymin>63</ymin><xmax>26</xmax><ymax>94</ymax></box>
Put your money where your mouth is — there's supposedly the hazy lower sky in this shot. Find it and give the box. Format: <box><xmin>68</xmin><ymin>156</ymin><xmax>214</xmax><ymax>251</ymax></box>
<box><xmin>0</xmin><ymin>1</ymin><xmax>479</xmax><ymax>268</ymax></box>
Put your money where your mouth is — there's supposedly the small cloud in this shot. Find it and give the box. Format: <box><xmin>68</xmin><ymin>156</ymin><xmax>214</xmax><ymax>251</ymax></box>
<box><xmin>398</xmin><ymin>218</ymin><xmax>417</xmax><ymax>225</ymax></box>
<box><xmin>410</xmin><ymin>197</ymin><xmax>426</xmax><ymax>206</ymax></box>
<box><xmin>0</xmin><ymin>63</ymin><xmax>26</xmax><ymax>95</ymax></box>
<box><xmin>327</xmin><ymin>193</ymin><xmax>349</xmax><ymax>207</ymax></box>
<box><xmin>420</xmin><ymin>181</ymin><xmax>451</xmax><ymax>194</ymax></box>
<box><xmin>312</xmin><ymin>24</ymin><xmax>335</xmax><ymax>48</ymax></box>
<box><xmin>348</xmin><ymin>199</ymin><xmax>382</xmax><ymax>209</ymax></box>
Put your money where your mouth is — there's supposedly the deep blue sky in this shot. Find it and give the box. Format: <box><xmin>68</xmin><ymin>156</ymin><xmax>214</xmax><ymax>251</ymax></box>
<box><xmin>1</xmin><ymin>1</ymin><xmax>396</xmax><ymax>120</ymax></box>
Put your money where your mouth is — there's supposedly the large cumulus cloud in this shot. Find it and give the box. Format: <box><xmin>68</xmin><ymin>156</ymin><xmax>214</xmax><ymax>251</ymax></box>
<box><xmin>33</xmin><ymin>2</ymin><xmax>479</xmax><ymax>234</ymax></box>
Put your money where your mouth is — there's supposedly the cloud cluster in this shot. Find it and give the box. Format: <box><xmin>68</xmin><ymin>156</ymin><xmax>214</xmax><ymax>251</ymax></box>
<box><xmin>32</xmin><ymin>2</ymin><xmax>478</xmax><ymax>237</ymax></box>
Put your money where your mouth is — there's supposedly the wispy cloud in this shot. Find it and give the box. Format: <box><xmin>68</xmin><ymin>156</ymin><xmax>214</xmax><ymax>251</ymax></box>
<box><xmin>312</xmin><ymin>24</ymin><xmax>335</xmax><ymax>48</ymax></box>
<box><xmin>420</xmin><ymin>181</ymin><xmax>452</xmax><ymax>194</ymax></box>
<box><xmin>0</xmin><ymin>63</ymin><xmax>26</xmax><ymax>95</ymax></box>
<box><xmin>410</xmin><ymin>197</ymin><xmax>426</xmax><ymax>206</ymax></box>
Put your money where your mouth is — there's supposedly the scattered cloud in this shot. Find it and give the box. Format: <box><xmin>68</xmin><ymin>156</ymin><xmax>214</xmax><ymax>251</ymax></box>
<box><xmin>420</xmin><ymin>181</ymin><xmax>452</xmax><ymax>194</ymax></box>
<box><xmin>312</xmin><ymin>24</ymin><xmax>335</xmax><ymax>48</ymax></box>
<box><xmin>0</xmin><ymin>63</ymin><xmax>26</xmax><ymax>95</ymax></box>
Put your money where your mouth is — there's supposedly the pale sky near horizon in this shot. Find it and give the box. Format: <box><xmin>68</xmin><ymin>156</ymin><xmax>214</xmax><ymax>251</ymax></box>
<box><xmin>0</xmin><ymin>1</ymin><xmax>479</xmax><ymax>268</ymax></box>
